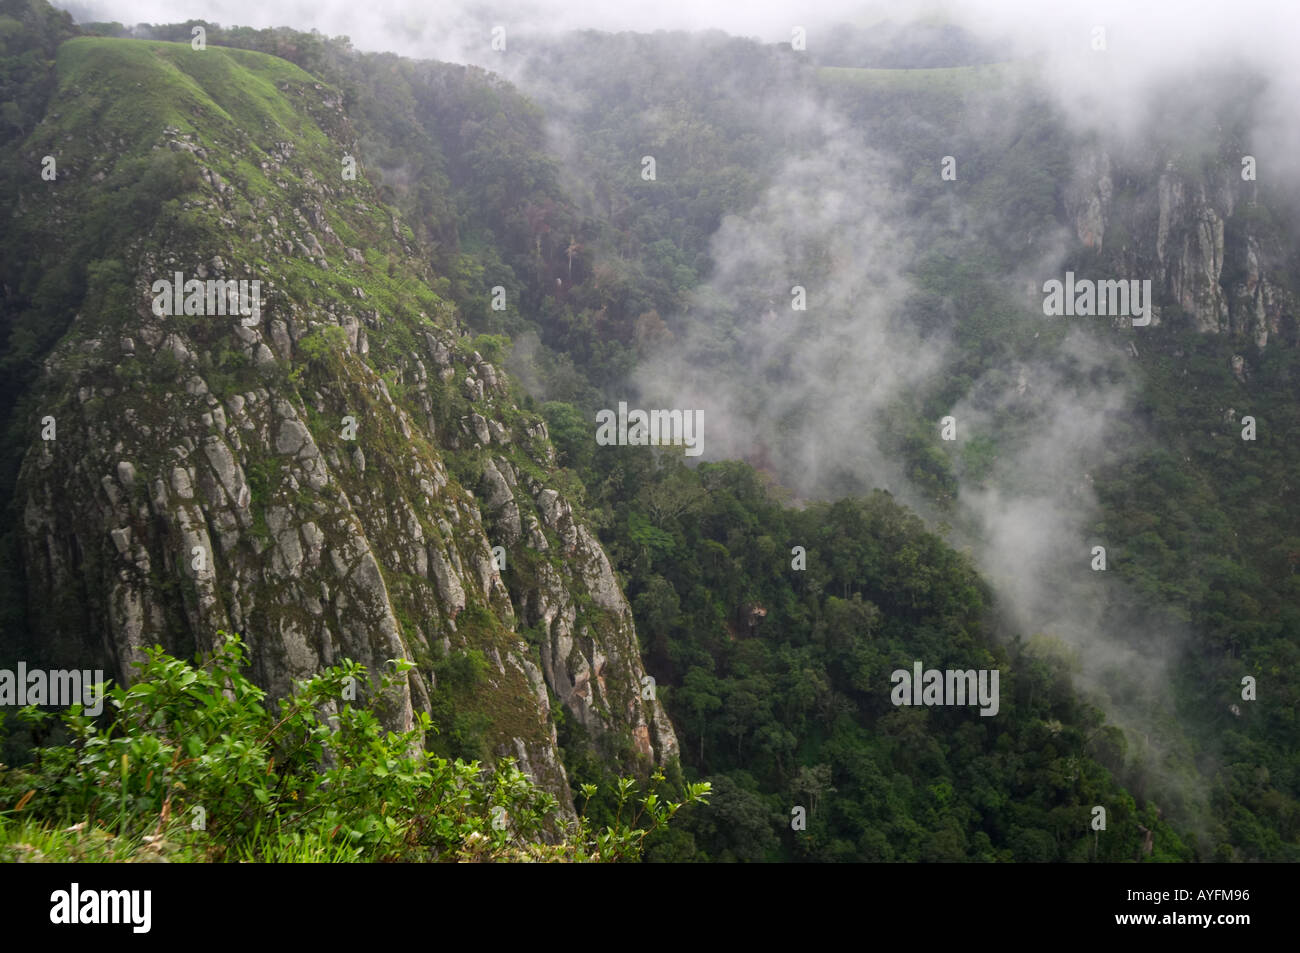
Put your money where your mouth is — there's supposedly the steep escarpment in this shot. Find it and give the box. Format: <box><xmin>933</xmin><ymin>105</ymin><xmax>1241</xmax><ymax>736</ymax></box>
<box><xmin>3</xmin><ymin>37</ymin><xmax>675</xmax><ymax>806</ymax></box>
<box><xmin>1065</xmin><ymin>145</ymin><xmax>1298</xmax><ymax>347</ymax></box>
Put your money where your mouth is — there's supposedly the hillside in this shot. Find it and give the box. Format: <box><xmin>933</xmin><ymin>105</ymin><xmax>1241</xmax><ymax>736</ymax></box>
<box><xmin>0</xmin><ymin>3</ymin><xmax>1296</xmax><ymax>865</ymax></box>
<box><xmin>0</xmin><ymin>32</ymin><xmax>676</xmax><ymax>819</ymax></box>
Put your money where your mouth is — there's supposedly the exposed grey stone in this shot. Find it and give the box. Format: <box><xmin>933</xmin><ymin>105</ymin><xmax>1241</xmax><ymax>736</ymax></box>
<box><xmin>276</xmin><ymin>418</ymin><xmax>310</xmax><ymax>455</ymax></box>
<box><xmin>170</xmin><ymin>467</ymin><xmax>194</xmax><ymax>500</ymax></box>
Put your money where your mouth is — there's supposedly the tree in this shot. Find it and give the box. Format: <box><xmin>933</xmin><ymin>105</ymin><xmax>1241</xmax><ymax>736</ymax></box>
<box><xmin>679</xmin><ymin>667</ymin><xmax>722</xmax><ymax>765</ymax></box>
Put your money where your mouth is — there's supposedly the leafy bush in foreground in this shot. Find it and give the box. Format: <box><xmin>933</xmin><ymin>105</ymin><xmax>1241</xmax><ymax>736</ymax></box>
<box><xmin>0</xmin><ymin>633</ymin><xmax>708</xmax><ymax>862</ymax></box>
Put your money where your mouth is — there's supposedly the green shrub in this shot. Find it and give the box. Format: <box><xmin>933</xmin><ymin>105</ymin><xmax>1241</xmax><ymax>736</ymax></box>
<box><xmin>0</xmin><ymin>633</ymin><xmax>708</xmax><ymax>862</ymax></box>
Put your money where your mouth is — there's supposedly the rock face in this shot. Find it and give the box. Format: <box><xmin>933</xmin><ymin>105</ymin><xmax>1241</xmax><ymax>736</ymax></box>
<box><xmin>11</xmin><ymin>41</ymin><xmax>675</xmax><ymax>810</ymax></box>
<box><xmin>478</xmin><ymin>456</ymin><xmax>678</xmax><ymax>763</ymax></box>
<box><xmin>1064</xmin><ymin>149</ymin><xmax>1112</xmax><ymax>251</ymax></box>
<box><xmin>1065</xmin><ymin>149</ymin><xmax>1297</xmax><ymax>347</ymax></box>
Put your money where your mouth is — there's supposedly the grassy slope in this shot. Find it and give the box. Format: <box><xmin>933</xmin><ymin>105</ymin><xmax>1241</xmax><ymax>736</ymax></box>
<box><xmin>43</xmin><ymin>38</ymin><xmax>441</xmax><ymax>326</ymax></box>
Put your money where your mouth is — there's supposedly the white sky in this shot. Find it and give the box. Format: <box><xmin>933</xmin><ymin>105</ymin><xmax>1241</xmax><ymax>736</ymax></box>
<box><xmin>56</xmin><ymin>0</ymin><xmax>1300</xmax><ymax>67</ymax></box>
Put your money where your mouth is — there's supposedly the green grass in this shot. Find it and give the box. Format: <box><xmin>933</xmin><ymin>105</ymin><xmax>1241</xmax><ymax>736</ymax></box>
<box><xmin>0</xmin><ymin>815</ymin><xmax>195</xmax><ymax>862</ymax></box>
<box><xmin>54</xmin><ymin>37</ymin><xmax>328</xmax><ymax>149</ymax></box>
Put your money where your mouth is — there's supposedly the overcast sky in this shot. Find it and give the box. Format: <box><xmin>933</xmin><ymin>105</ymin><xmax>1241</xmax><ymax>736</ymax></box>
<box><xmin>56</xmin><ymin>0</ymin><xmax>1300</xmax><ymax>68</ymax></box>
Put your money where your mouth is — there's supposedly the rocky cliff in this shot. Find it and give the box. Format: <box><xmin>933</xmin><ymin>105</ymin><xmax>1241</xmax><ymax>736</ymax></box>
<box><xmin>1065</xmin><ymin>147</ymin><xmax>1297</xmax><ymax>347</ymax></box>
<box><xmin>8</xmin><ymin>37</ymin><xmax>675</xmax><ymax>808</ymax></box>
